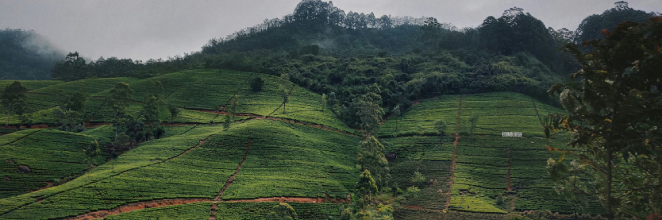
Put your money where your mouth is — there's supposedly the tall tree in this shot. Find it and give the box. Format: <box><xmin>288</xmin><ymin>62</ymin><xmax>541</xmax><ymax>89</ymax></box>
<box><xmin>1</xmin><ymin>81</ymin><xmax>27</xmax><ymax>126</ymax></box>
<box><xmin>434</xmin><ymin>119</ymin><xmax>447</xmax><ymax>142</ymax></box>
<box><xmin>546</xmin><ymin>17</ymin><xmax>662</xmax><ymax>219</ymax></box>
<box><xmin>356</xmin><ymin>136</ymin><xmax>389</xmax><ymax>188</ymax></box>
<box><xmin>51</xmin><ymin>52</ymin><xmax>90</xmax><ymax>81</ymax></box>
<box><xmin>469</xmin><ymin>114</ymin><xmax>480</xmax><ymax>136</ymax></box>
<box><xmin>279</xmin><ymin>73</ymin><xmax>290</xmax><ymax>114</ymax></box>
<box><xmin>421</xmin><ymin>17</ymin><xmax>442</xmax><ymax>49</ymax></box>
<box><xmin>392</xmin><ymin>104</ymin><xmax>401</xmax><ymax>132</ymax></box>
<box><xmin>356</xmin><ymin>84</ymin><xmax>384</xmax><ymax>138</ymax></box>
<box><xmin>356</xmin><ymin>169</ymin><xmax>378</xmax><ymax>212</ymax></box>
<box><xmin>108</xmin><ymin>82</ymin><xmax>134</xmax><ymax>138</ymax></box>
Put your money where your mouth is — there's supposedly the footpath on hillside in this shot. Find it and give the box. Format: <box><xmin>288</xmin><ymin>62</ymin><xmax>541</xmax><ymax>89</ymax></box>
<box><xmin>443</xmin><ymin>94</ymin><xmax>462</xmax><ymax>213</ymax></box>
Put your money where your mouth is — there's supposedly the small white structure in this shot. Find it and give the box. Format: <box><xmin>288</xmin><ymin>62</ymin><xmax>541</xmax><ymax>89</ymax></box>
<box><xmin>502</xmin><ymin>132</ymin><xmax>522</xmax><ymax>138</ymax></box>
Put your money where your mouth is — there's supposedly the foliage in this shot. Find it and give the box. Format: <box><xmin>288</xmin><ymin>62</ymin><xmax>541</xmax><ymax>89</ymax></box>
<box><xmin>51</xmin><ymin>52</ymin><xmax>89</xmax><ymax>81</ymax></box>
<box><xmin>52</xmin><ymin>106</ymin><xmax>84</xmax><ymax>132</ymax></box>
<box><xmin>250</xmin><ymin>76</ymin><xmax>265</xmax><ymax>92</ymax></box>
<box><xmin>357</xmin><ymin>169</ymin><xmax>378</xmax><ymax>204</ymax></box>
<box><xmin>1</xmin><ymin>81</ymin><xmax>28</xmax><ymax>126</ymax></box>
<box><xmin>168</xmin><ymin>104</ymin><xmax>180</xmax><ymax>123</ymax></box>
<box><xmin>356</xmin><ymin>136</ymin><xmax>389</xmax><ymax>188</ymax></box>
<box><xmin>433</xmin><ymin>119</ymin><xmax>447</xmax><ymax>137</ymax></box>
<box><xmin>546</xmin><ymin>17</ymin><xmax>662</xmax><ymax>219</ymax></box>
<box><xmin>469</xmin><ymin>114</ymin><xmax>479</xmax><ymax>136</ymax></box>
<box><xmin>355</xmin><ymin>84</ymin><xmax>384</xmax><ymax>137</ymax></box>
<box><xmin>410</xmin><ymin>172</ymin><xmax>425</xmax><ymax>187</ymax></box>
<box><xmin>267</xmin><ymin>202</ymin><xmax>298</xmax><ymax>220</ymax></box>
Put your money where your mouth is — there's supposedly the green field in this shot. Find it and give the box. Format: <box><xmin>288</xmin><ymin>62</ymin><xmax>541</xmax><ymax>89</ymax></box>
<box><xmin>0</xmin><ymin>72</ymin><xmax>603</xmax><ymax>219</ymax></box>
<box><xmin>0</xmin><ymin>129</ymin><xmax>108</xmax><ymax>199</ymax></box>
<box><xmin>0</xmin><ymin>119</ymin><xmax>360</xmax><ymax>219</ymax></box>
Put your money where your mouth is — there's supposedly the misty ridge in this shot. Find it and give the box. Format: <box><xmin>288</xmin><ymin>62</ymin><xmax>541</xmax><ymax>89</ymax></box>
<box><xmin>0</xmin><ymin>28</ymin><xmax>64</xmax><ymax>80</ymax></box>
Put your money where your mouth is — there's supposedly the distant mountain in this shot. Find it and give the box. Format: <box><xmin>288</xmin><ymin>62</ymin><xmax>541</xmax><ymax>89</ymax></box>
<box><xmin>0</xmin><ymin>28</ymin><xmax>65</xmax><ymax>80</ymax></box>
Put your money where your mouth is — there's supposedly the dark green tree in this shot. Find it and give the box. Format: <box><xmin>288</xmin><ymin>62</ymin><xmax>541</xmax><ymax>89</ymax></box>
<box><xmin>421</xmin><ymin>17</ymin><xmax>442</xmax><ymax>49</ymax></box>
<box><xmin>108</xmin><ymin>82</ymin><xmax>134</xmax><ymax>138</ymax></box>
<box><xmin>65</xmin><ymin>91</ymin><xmax>87</xmax><ymax>113</ymax></box>
<box><xmin>168</xmin><ymin>104</ymin><xmax>180</xmax><ymax>123</ymax></box>
<box><xmin>392</xmin><ymin>105</ymin><xmax>401</xmax><ymax>133</ymax></box>
<box><xmin>1</xmin><ymin>81</ymin><xmax>27</xmax><ymax>126</ymax></box>
<box><xmin>434</xmin><ymin>119</ymin><xmax>447</xmax><ymax>142</ymax></box>
<box><xmin>51</xmin><ymin>52</ymin><xmax>90</xmax><ymax>81</ymax></box>
<box><xmin>357</xmin><ymin>136</ymin><xmax>389</xmax><ymax>188</ymax></box>
<box><xmin>224</xmin><ymin>95</ymin><xmax>239</xmax><ymax>130</ymax></box>
<box><xmin>546</xmin><ymin>17</ymin><xmax>662</xmax><ymax>219</ymax></box>
<box><xmin>142</xmin><ymin>95</ymin><xmax>161</xmax><ymax>125</ymax></box>
<box><xmin>356</xmin><ymin>84</ymin><xmax>384</xmax><ymax>137</ymax></box>
<box><xmin>250</xmin><ymin>76</ymin><xmax>264</xmax><ymax>92</ymax></box>
<box><xmin>279</xmin><ymin>73</ymin><xmax>290</xmax><ymax>114</ymax></box>
<box><xmin>469</xmin><ymin>114</ymin><xmax>480</xmax><ymax>136</ymax></box>
<box><xmin>83</xmin><ymin>140</ymin><xmax>101</xmax><ymax>180</ymax></box>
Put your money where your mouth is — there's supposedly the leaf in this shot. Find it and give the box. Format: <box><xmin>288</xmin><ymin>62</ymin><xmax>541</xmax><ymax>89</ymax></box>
<box><xmin>604</xmin><ymin>118</ymin><xmax>612</xmax><ymax>123</ymax></box>
<box><xmin>558</xmin><ymin>152</ymin><xmax>566</xmax><ymax>163</ymax></box>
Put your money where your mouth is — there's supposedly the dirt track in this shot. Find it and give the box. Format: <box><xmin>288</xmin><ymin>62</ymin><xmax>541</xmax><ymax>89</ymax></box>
<box><xmin>443</xmin><ymin>94</ymin><xmax>462</xmax><ymax>213</ymax></box>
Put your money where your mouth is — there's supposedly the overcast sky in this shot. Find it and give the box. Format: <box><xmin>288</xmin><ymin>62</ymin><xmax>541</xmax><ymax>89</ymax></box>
<box><xmin>1</xmin><ymin>0</ymin><xmax>660</xmax><ymax>61</ymax></box>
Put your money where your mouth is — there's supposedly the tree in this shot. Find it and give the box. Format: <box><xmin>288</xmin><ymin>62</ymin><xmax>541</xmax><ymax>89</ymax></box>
<box><xmin>469</xmin><ymin>114</ymin><xmax>480</xmax><ymax>136</ymax></box>
<box><xmin>1</xmin><ymin>81</ymin><xmax>27</xmax><ymax>126</ymax></box>
<box><xmin>266</xmin><ymin>202</ymin><xmax>298</xmax><ymax>220</ymax></box>
<box><xmin>392</xmin><ymin>105</ymin><xmax>401</xmax><ymax>132</ymax></box>
<box><xmin>168</xmin><ymin>104</ymin><xmax>180</xmax><ymax>123</ymax></box>
<box><xmin>357</xmin><ymin>136</ymin><xmax>389</xmax><ymax>188</ymax></box>
<box><xmin>356</xmin><ymin>84</ymin><xmax>384</xmax><ymax>137</ymax></box>
<box><xmin>340</xmin><ymin>208</ymin><xmax>353</xmax><ymax>220</ymax></box>
<box><xmin>434</xmin><ymin>119</ymin><xmax>447</xmax><ymax>142</ymax></box>
<box><xmin>250</xmin><ymin>76</ymin><xmax>264</xmax><ymax>92</ymax></box>
<box><xmin>224</xmin><ymin>95</ymin><xmax>239</xmax><ymax>130</ymax></box>
<box><xmin>321</xmin><ymin>93</ymin><xmax>327</xmax><ymax>111</ymax></box>
<box><xmin>53</xmin><ymin>106</ymin><xmax>83</xmax><ymax>132</ymax></box>
<box><xmin>421</xmin><ymin>17</ymin><xmax>442</xmax><ymax>49</ymax></box>
<box><xmin>83</xmin><ymin>140</ymin><xmax>101</xmax><ymax>180</ymax></box>
<box><xmin>546</xmin><ymin>18</ymin><xmax>662</xmax><ymax>219</ymax></box>
<box><xmin>51</xmin><ymin>52</ymin><xmax>90</xmax><ymax>81</ymax></box>
<box><xmin>108</xmin><ymin>82</ymin><xmax>134</xmax><ymax>139</ymax></box>
<box><xmin>356</xmin><ymin>169</ymin><xmax>378</xmax><ymax>212</ymax></box>
<box><xmin>410</xmin><ymin>172</ymin><xmax>425</xmax><ymax>187</ymax></box>
<box><xmin>279</xmin><ymin>73</ymin><xmax>290</xmax><ymax>114</ymax></box>
<box><xmin>142</xmin><ymin>95</ymin><xmax>161</xmax><ymax>125</ymax></box>
<box><xmin>65</xmin><ymin>91</ymin><xmax>87</xmax><ymax>113</ymax></box>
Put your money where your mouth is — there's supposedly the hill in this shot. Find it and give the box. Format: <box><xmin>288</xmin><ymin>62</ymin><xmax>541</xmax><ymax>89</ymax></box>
<box><xmin>0</xmin><ymin>29</ymin><xmax>64</xmax><ymax>80</ymax></box>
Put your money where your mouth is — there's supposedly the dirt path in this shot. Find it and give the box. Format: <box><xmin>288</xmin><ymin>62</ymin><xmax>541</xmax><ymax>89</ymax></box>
<box><xmin>214</xmin><ymin>140</ymin><xmax>252</xmax><ymax>201</ymax></box>
<box><xmin>62</xmin><ymin>198</ymin><xmax>212</xmax><ymax>220</ymax></box>
<box><xmin>63</xmin><ymin>195</ymin><xmax>349</xmax><ymax>220</ymax></box>
<box><xmin>210</xmin><ymin>139</ymin><xmax>252</xmax><ymax>220</ymax></box>
<box><xmin>443</xmin><ymin>94</ymin><xmax>462</xmax><ymax>213</ymax></box>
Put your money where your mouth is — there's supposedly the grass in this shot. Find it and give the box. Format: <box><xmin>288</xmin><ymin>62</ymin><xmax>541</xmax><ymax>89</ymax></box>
<box><xmin>0</xmin><ymin>129</ymin><xmax>108</xmax><ymax>199</ymax></box>
<box><xmin>0</xmin><ymin>79</ymin><xmax>604</xmax><ymax>218</ymax></box>
<box><xmin>0</xmin><ymin>119</ymin><xmax>360</xmax><ymax>219</ymax></box>
<box><xmin>379</xmin><ymin>95</ymin><xmax>461</xmax><ymax>138</ymax></box>
<box><xmin>222</xmin><ymin>120</ymin><xmax>361</xmax><ymax>199</ymax></box>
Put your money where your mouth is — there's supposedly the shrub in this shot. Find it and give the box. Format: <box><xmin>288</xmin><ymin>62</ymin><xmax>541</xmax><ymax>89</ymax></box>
<box><xmin>250</xmin><ymin>77</ymin><xmax>264</xmax><ymax>92</ymax></box>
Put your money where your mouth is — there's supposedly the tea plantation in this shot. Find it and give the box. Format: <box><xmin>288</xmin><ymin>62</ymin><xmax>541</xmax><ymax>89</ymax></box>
<box><xmin>0</xmin><ymin>71</ymin><xmax>597</xmax><ymax>219</ymax></box>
